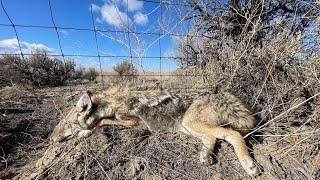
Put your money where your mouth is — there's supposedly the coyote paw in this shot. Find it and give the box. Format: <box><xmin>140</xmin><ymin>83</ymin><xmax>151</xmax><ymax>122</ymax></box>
<box><xmin>199</xmin><ymin>155</ymin><xmax>214</xmax><ymax>166</ymax></box>
<box><xmin>78</xmin><ymin>130</ymin><xmax>93</xmax><ymax>139</ymax></box>
<box><xmin>245</xmin><ymin>160</ymin><xmax>260</xmax><ymax>177</ymax></box>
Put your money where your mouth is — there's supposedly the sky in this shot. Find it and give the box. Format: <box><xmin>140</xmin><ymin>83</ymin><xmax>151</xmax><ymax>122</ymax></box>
<box><xmin>0</xmin><ymin>0</ymin><xmax>198</xmax><ymax>72</ymax></box>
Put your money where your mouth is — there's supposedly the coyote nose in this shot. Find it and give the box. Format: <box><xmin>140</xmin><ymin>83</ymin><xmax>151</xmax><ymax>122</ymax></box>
<box><xmin>49</xmin><ymin>139</ymin><xmax>56</xmax><ymax>145</ymax></box>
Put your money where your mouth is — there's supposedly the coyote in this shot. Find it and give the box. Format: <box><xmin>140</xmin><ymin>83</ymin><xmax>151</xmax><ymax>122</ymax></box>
<box><xmin>51</xmin><ymin>85</ymin><xmax>260</xmax><ymax>177</ymax></box>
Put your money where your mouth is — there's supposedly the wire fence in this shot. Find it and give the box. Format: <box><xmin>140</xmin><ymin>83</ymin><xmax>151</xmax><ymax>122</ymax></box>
<box><xmin>0</xmin><ymin>0</ymin><xmax>217</xmax><ymax>93</ymax></box>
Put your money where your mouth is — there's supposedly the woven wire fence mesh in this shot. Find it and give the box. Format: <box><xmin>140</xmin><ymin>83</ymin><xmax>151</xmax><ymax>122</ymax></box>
<box><xmin>0</xmin><ymin>0</ymin><xmax>213</xmax><ymax>92</ymax></box>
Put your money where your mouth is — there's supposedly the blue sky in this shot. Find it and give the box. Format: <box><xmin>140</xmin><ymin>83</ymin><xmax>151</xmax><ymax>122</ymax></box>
<box><xmin>0</xmin><ymin>0</ymin><xmax>198</xmax><ymax>72</ymax></box>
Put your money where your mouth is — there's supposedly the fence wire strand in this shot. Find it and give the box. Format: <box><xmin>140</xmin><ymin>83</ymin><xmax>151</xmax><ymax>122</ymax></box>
<box><xmin>126</xmin><ymin>0</ymin><xmax>134</xmax><ymax>83</ymax></box>
<box><xmin>1</xmin><ymin>0</ymin><xmax>24</xmax><ymax>59</ymax></box>
<box><xmin>89</xmin><ymin>1</ymin><xmax>104</xmax><ymax>87</ymax></box>
<box><xmin>48</xmin><ymin>0</ymin><xmax>74</xmax><ymax>103</ymax></box>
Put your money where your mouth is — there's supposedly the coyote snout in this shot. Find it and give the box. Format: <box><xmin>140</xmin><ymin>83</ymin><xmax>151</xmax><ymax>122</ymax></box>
<box><xmin>50</xmin><ymin>91</ymin><xmax>116</xmax><ymax>142</ymax></box>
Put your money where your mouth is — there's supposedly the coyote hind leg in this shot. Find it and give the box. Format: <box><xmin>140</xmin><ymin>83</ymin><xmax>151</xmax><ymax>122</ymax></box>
<box><xmin>183</xmin><ymin>121</ymin><xmax>259</xmax><ymax>177</ymax></box>
<box><xmin>199</xmin><ymin>137</ymin><xmax>217</xmax><ymax>165</ymax></box>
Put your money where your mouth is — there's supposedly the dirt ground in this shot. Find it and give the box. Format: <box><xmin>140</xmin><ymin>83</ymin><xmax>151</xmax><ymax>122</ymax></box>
<box><xmin>0</xmin><ymin>84</ymin><xmax>104</xmax><ymax>179</ymax></box>
<box><xmin>0</xmin><ymin>83</ymin><xmax>319</xmax><ymax>180</ymax></box>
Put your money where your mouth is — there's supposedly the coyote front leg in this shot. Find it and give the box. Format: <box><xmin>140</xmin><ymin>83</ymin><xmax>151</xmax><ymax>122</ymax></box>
<box><xmin>182</xmin><ymin>121</ymin><xmax>259</xmax><ymax>177</ymax></box>
<box><xmin>77</xmin><ymin>119</ymin><xmax>140</xmax><ymax>140</ymax></box>
<box><xmin>98</xmin><ymin>118</ymin><xmax>141</xmax><ymax>127</ymax></box>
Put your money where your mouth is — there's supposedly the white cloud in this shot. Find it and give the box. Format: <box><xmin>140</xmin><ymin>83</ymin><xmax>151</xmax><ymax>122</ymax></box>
<box><xmin>134</xmin><ymin>12</ymin><xmax>148</xmax><ymax>25</ymax></box>
<box><xmin>122</xmin><ymin>0</ymin><xmax>143</xmax><ymax>12</ymax></box>
<box><xmin>100</xmin><ymin>4</ymin><xmax>131</xmax><ymax>28</ymax></box>
<box><xmin>90</xmin><ymin>3</ymin><xmax>100</xmax><ymax>12</ymax></box>
<box><xmin>0</xmin><ymin>38</ymin><xmax>54</xmax><ymax>54</ymax></box>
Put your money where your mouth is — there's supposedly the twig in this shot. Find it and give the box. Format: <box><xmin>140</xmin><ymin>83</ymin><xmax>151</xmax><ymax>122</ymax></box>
<box><xmin>245</xmin><ymin>92</ymin><xmax>320</xmax><ymax>138</ymax></box>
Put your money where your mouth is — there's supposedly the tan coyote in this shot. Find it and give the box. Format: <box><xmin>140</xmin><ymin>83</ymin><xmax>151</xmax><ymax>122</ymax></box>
<box><xmin>51</xmin><ymin>85</ymin><xmax>260</xmax><ymax>177</ymax></box>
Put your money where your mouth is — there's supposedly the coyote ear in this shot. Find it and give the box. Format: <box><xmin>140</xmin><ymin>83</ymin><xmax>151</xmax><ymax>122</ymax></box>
<box><xmin>76</xmin><ymin>91</ymin><xmax>93</xmax><ymax>112</ymax></box>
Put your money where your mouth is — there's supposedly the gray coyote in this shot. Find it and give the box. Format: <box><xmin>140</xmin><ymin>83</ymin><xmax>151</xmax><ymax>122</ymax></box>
<box><xmin>51</xmin><ymin>85</ymin><xmax>260</xmax><ymax>177</ymax></box>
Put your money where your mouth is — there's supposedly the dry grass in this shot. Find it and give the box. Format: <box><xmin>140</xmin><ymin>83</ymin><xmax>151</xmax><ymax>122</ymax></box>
<box><xmin>1</xmin><ymin>74</ymin><xmax>318</xmax><ymax>179</ymax></box>
<box><xmin>1</xmin><ymin>1</ymin><xmax>319</xmax><ymax>179</ymax></box>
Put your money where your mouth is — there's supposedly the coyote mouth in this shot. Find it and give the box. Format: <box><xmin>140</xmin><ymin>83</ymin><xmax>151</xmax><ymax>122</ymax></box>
<box><xmin>58</xmin><ymin>134</ymin><xmax>72</xmax><ymax>143</ymax></box>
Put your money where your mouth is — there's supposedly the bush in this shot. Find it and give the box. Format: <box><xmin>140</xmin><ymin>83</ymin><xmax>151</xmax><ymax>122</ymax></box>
<box><xmin>170</xmin><ymin>2</ymin><xmax>320</xmax><ymax>178</ymax></box>
<box><xmin>0</xmin><ymin>54</ymin><xmax>32</xmax><ymax>85</ymax></box>
<box><xmin>173</xmin><ymin>0</ymin><xmax>320</xmax><ymax>110</ymax></box>
<box><xmin>84</xmin><ymin>68</ymin><xmax>99</xmax><ymax>81</ymax></box>
<box><xmin>0</xmin><ymin>50</ymin><xmax>77</xmax><ymax>87</ymax></box>
<box><xmin>113</xmin><ymin>60</ymin><xmax>137</xmax><ymax>79</ymax></box>
<box><xmin>74</xmin><ymin>68</ymin><xmax>85</xmax><ymax>80</ymax></box>
<box><xmin>28</xmin><ymin>50</ymin><xmax>77</xmax><ymax>86</ymax></box>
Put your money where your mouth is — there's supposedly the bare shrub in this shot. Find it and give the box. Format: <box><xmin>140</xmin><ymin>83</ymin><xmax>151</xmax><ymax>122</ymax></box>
<box><xmin>169</xmin><ymin>1</ymin><xmax>320</xmax><ymax>179</ymax></box>
<box><xmin>84</xmin><ymin>68</ymin><xmax>99</xmax><ymax>81</ymax></box>
<box><xmin>175</xmin><ymin>0</ymin><xmax>320</xmax><ymax>106</ymax></box>
<box><xmin>74</xmin><ymin>67</ymin><xmax>85</xmax><ymax>80</ymax></box>
<box><xmin>0</xmin><ymin>54</ymin><xmax>31</xmax><ymax>85</ymax></box>
<box><xmin>0</xmin><ymin>49</ymin><xmax>77</xmax><ymax>87</ymax></box>
<box><xmin>113</xmin><ymin>60</ymin><xmax>137</xmax><ymax>79</ymax></box>
<box><xmin>0</xmin><ymin>49</ymin><xmax>102</xmax><ymax>86</ymax></box>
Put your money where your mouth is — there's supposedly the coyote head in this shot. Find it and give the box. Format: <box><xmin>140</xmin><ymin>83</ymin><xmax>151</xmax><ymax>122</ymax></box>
<box><xmin>50</xmin><ymin>91</ymin><xmax>115</xmax><ymax>143</ymax></box>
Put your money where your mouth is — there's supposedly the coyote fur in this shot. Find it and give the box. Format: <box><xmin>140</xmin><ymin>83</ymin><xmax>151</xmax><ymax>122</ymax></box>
<box><xmin>51</xmin><ymin>85</ymin><xmax>260</xmax><ymax>177</ymax></box>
